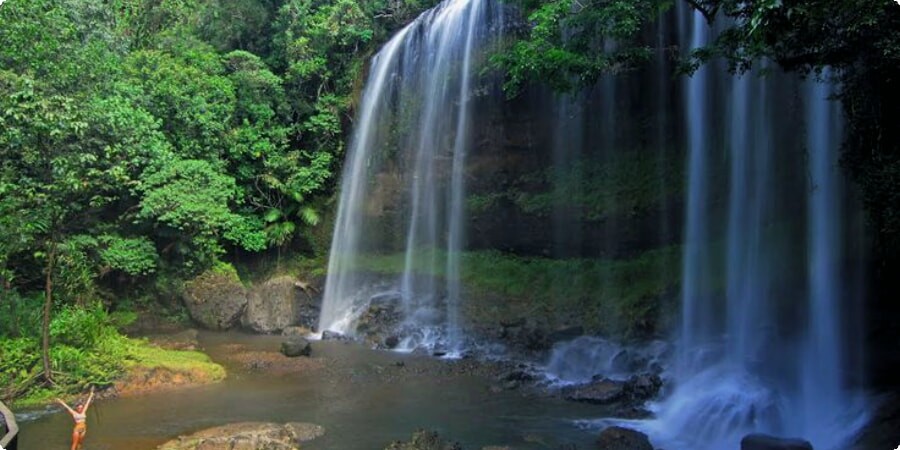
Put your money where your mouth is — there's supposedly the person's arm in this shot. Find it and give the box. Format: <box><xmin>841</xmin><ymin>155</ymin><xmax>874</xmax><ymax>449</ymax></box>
<box><xmin>55</xmin><ymin>398</ymin><xmax>76</xmax><ymax>416</ymax></box>
<box><xmin>83</xmin><ymin>387</ymin><xmax>95</xmax><ymax>412</ymax></box>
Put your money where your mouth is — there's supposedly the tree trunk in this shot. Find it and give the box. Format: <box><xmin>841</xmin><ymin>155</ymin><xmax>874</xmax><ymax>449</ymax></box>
<box><xmin>41</xmin><ymin>241</ymin><xmax>56</xmax><ymax>384</ymax></box>
<box><xmin>2</xmin><ymin>275</ymin><xmax>17</xmax><ymax>337</ymax></box>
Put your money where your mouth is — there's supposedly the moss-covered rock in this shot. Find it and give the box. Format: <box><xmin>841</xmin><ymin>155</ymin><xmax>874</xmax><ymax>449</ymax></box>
<box><xmin>157</xmin><ymin>422</ymin><xmax>324</xmax><ymax>450</ymax></box>
<box><xmin>116</xmin><ymin>341</ymin><xmax>226</xmax><ymax>397</ymax></box>
<box><xmin>384</xmin><ymin>430</ymin><xmax>462</xmax><ymax>450</ymax></box>
<box><xmin>182</xmin><ymin>269</ymin><xmax>248</xmax><ymax>330</ymax></box>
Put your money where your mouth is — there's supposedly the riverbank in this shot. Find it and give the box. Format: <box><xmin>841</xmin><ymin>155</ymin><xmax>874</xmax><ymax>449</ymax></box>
<box><xmin>4</xmin><ymin>332</ymin><xmax>224</xmax><ymax>410</ymax></box>
<box><xmin>16</xmin><ymin>330</ymin><xmax>604</xmax><ymax>449</ymax></box>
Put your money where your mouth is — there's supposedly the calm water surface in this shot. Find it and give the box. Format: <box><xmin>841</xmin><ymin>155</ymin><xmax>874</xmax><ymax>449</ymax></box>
<box><xmin>18</xmin><ymin>331</ymin><xmax>601</xmax><ymax>449</ymax></box>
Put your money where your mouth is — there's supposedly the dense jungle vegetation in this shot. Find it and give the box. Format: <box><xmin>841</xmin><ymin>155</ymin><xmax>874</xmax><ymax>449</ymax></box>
<box><xmin>1</xmin><ymin>0</ymin><xmax>898</xmax><ymax>404</ymax></box>
<box><xmin>0</xmin><ymin>0</ymin><xmax>439</xmax><ymax>403</ymax></box>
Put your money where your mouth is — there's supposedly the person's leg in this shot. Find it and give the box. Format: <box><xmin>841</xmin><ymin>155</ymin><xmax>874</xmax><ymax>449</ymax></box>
<box><xmin>70</xmin><ymin>429</ymin><xmax>79</xmax><ymax>450</ymax></box>
<box><xmin>77</xmin><ymin>429</ymin><xmax>86</xmax><ymax>450</ymax></box>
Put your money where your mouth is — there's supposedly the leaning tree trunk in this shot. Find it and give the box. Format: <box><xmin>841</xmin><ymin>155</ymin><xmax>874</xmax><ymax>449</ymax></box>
<box><xmin>3</xmin><ymin>276</ymin><xmax>16</xmax><ymax>337</ymax></box>
<box><xmin>41</xmin><ymin>241</ymin><xmax>56</xmax><ymax>384</ymax></box>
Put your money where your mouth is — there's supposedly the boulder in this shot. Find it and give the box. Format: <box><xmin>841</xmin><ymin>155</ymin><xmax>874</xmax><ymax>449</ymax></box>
<box><xmin>497</xmin><ymin>368</ymin><xmax>535</xmax><ymax>381</ymax></box>
<box><xmin>157</xmin><ymin>422</ymin><xmax>323</xmax><ymax>450</ymax></box>
<box><xmin>243</xmin><ymin>276</ymin><xmax>320</xmax><ymax>334</ymax></box>
<box><xmin>280</xmin><ymin>338</ymin><xmax>312</xmax><ymax>357</ymax></box>
<box><xmin>498</xmin><ymin>318</ymin><xmax>550</xmax><ymax>352</ymax></box>
<box><xmin>356</xmin><ymin>296</ymin><xmax>403</xmax><ymax>346</ymax></box>
<box><xmin>740</xmin><ymin>434</ymin><xmax>813</xmax><ymax>450</ymax></box>
<box><xmin>564</xmin><ymin>378</ymin><xmax>627</xmax><ymax>404</ymax></box>
<box><xmin>384</xmin><ymin>335</ymin><xmax>400</xmax><ymax>349</ymax></box>
<box><xmin>182</xmin><ymin>271</ymin><xmax>248</xmax><ymax>330</ymax></box>
<box><xmin>624</xmin><ymin>373</ymin><xmax>663</xmax><ymax>401</ymax></box>
<box><xmin>322</xmin><ymin>330</ymin><xmax>350</xmax><ymax>341</ymax></box>
<box><xmin>384</xmin><ymin>430</ymin><xmax>462</xmax><ymax>450</ymax></box>
<box><xmin>595</xmin><ymin>426</ymin><xmax>653</xmax><ymax>450</ymax></box>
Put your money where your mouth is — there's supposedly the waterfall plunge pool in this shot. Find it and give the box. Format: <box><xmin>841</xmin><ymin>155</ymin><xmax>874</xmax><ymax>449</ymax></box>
<box><xmin>16</xmin><ymin>331</ymin><xmax>605</xmax><ymax>450</ymax></box>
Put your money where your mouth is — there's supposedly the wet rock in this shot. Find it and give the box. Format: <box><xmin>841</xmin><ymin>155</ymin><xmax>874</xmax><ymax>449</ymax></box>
<box><xmin>384</xmin><ymin>430</ymin><xmax>462</xmax><ymax>450</ymax></box>
<box><xmin>280</xmin><ymin>337</ymin><xmax>311</xmax><ymax>357</ymax></box>
<box><xmin>356</xmin><ymin>297</ymin><xmax>403</xmax><ymax>347</ymax></box>
<box><xmin>564</xmin><ymin>378</ymin><xmax>627</xmax><ymax>404</ymax></box>
<box><xmin>497</xmin><ymin>368</ymin><xmax>536</xmax><ymax>382</ymax></box>
<box><xmin>385</xmin><ymin>335</ymin><xmax>401</xmax><ymax>349</ymax></box>
<box><xmin>853</xmin><ymin>393</ymin><xmax>900</xmax><ymax>450</ymax></box>
<box><xmin>281</xmin><ymin>326</ymin><xmax>311</xmax><ymax>336</ymax></box>
<box><xmin>157</xmin><ymin>422</ymin><xmax>324</xmax><ymax>450</ymax></box>
<box><xmin>610</xmin><ymin>405</ymin><xmax>653</xmax><ymax>420</ymax></box>
<box><xmin>182</xmin><ymin>270</ymin><xmax>248</xmax><ymax>330</ymax></box>
<box><xmin>610</xmin><ymin>349</ymin><xmax>648</xmax><ymax>373</ymax></box>
<box><xmin>243</xmin><ymin>276</ymin><xmax>307</xmax><ymax>334</ymax></box>
<box><xmin>595</xmin><ymin>426</ymin><xmax>653</xmax><ymax>450</ymax></box>
<box><xmin>498</xmin><ymin>318</ymin><xmax>550</xmax><ymax>352</ymax></box>
<box><xmin>740</xmin><ymin>434</ymin><xmax>813</xmax><ymax>450</ymax></box>
<box><xmin>322</xmin><ymin>330</ymin><xmax>350</xmax><ymax>341</ymax></box>
<box><xmin>625</xmin><ymin>373</ymin><xmax>663</xmax><ymax>401</ymax></box>
<box><xmin>547</xmin><ymin>326</ymin><xmax>584</xmax><ymax>344</ymax></box>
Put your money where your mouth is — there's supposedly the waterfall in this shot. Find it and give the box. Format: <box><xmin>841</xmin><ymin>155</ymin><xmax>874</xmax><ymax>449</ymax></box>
<box><xmin>320</xmin><ymin>0</ymin><xmax>869</xmax><ymax>446</ymax></box>
<box><xmin>798</xmin><ymin>74</ymin><xmax>869</xmax><ymax>445</ymax></box>
<box><xmin>319</xmin><ymin>0</ymin><xmax>500</xmax><ymax>352</ymax></box>
<box><xmin>677</xmin><ymin>8</ymin><xmax>713</xmax><ymax>373</ymax></box>
<box><xmin>648</xmin><ymin>12</ymin><xmax>869</xmax><ymax>450</ymax></box>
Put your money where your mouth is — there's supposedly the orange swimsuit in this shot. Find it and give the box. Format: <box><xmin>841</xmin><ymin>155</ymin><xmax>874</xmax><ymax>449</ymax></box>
<box><xmin>73</xmin><ymin>412</ymin><xmax>86</xmax><ymax>435</ymax></box>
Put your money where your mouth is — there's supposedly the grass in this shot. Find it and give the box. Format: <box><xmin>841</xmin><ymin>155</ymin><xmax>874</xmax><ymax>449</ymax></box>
<box><xmin>2</xmin><ymin>303</ymin><xmax>225</xmax><ymax>408</ymax></box>
<box><xmin>124</xmin><ymin>339</ymin><xmax>225</xmax><ymax>380</ymax></box>
<box><xmin>345</xmin><ymin>246</ymin><xmax>683</xmax><ymax>340</ymax></box>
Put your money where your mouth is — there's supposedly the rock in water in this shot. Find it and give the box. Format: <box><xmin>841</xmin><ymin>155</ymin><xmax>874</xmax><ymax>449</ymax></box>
<box><xmin>563</xmin><ymin>378</ymin><xmax>626</xmax><ymax>404</ymax></box>
<box><xmin>281</xmin><ymin>326</ymin><xmax>311</xmax><ymax>336</ymax></box>
<box><xmin>322</xmin><ymin>330</ymin><xmax>349</xmax><ymax>341</ymax></box>
<box><xmin>157</xmin><ymin>422</ymin><xmax>324</xmax><ymax>450</ymax></box>
<box><xmin>740</xmin><ymin>433</ymin><xmax>814</xmax><ymax>450</ymax></box>
<box><xmin>595</xmin><ymin>426</ymin><xmax>654</xmax><ymax>450</ymax></box>
<box><xmin>280</xmin><ymin>338</ymin><xmax>311</xmax><ymax>357</ymax></box>
<box><xmin>384</xmin><ymin>430</ymin><xmax>462</xmax><ymax>450</ymax></box>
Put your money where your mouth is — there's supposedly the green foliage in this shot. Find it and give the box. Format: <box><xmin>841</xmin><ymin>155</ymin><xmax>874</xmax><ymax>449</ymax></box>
<box><xmin>1</xmin><ymin>302</ymin><xmax>223</xmax><ymax>404</ymax></box>
<box><xmin>495</xmin><ymin>0</ymin><xmax>664</xmax><ymax>94</ymax></box>
<box><xmin>125</xmin><ymin>341</ymin><xmax>225</xmax><ymax>378</ymax></box>
<box><xmin>137</xmin><ymin>158</ymin><xmax>267</xmax><ymax>258</ymax></box>
<box><xmin>350</xmin><ymin>247</ymin><xmax>682</xmax><ymax>339</ymax></box>
<box><xmin>502</xmin><ymin>0</ymin><xmax>900</xmax><ymax>272</ymax></box>
<box><xmin>210</xmin><ymin>260</ymin><xmax>241</xmax><ymax>282</ymax></box>
<box><xmin>469</xmin><ymin>151</ymin><xmax>682</xmax><ymax>220</ymax></box>
<box><xmin>100</xmin><ymin>236</ymin><xmax>159</xmax><ymax>276</ymax></box>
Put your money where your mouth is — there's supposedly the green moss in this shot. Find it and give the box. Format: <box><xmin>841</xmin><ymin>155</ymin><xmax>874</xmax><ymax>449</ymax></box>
<box><xmin>210</xmin><ymin>260</ymin><xmax>241</xmax><ymax>282</ymax></box>
<box><xmin>469</xmin><ymin>150</ymin><xmax>684</xmax><ymax>221</ymax></box>
<box><xmin>349</xmin><ymin>246</ymin><xmax>682</xmax><ymax>340</ymax></box>
<box><xmin>124</xmin><ymin>339</ymin><xmax>225</xmax><ymax>380</ymax></box>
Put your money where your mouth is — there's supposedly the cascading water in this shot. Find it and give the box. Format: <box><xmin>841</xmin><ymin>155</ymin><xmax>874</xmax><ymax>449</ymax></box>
<box><xmin>646</xmin><ymin>13</ymin><xmax>869</xmax><ymax>450</ymax></box>
<box><xmin>319</xmin><ymin>0</ymin><xmax>501</xmax><ymax>352</ymax></box>
<box><xmin>321</xmin><ymin>0</ymin><xmax>868</xmax><ymax>446</ymax></box>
